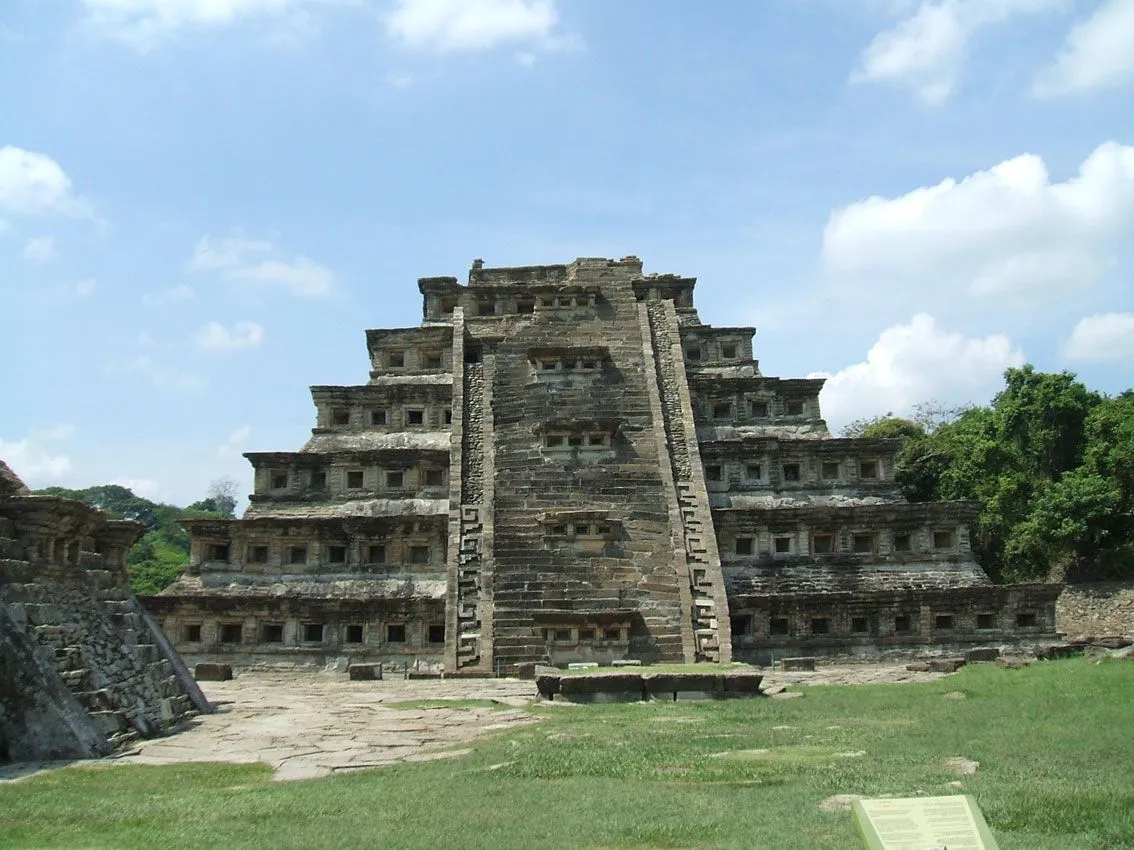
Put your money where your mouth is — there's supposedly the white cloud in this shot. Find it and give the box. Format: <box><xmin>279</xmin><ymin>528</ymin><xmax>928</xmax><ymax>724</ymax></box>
<box><xmin>189</xmin><ymin>233</ymin><xmax>334</xmax><ymax>297</ymax></box>
<box><xmin>81</xmin><ymin>0</ymin><xmax>326</xmax><ymax>48</ymax></box>
<box><xmin>822</xmin><ymin>141</ymin><xmax>1134</xmax><ymax>302</ymax></box>
<box><xmin>0</xmin><ymin>431</ymin><xmax>74</xmax><ymax>485</ymax></box>
<box><xmin>0</xmin><ymin>218</ymin><xmax>11</xmax><ymax>234</ymax></box>
<box><xmin>136</xmin><ymin>330</ymin><xmax>158</xmax><ymax>347</ymax></box>
<box><xmin>817</xmin><ymin>314</ymin><xmax>1025</xmax><ymax>430</ymax></box>
<box><xmin>218</xmin><ymin>424</ymin><xmax>252</xmax><ymax>457</ymax></box>
<box><xmin>223</xmin><ymin>256</ymin><xmax>334</xmax><ymax>297</ymax></box>
<box><xmin>1063</xmin><ymin>312</ymin><xmax>1134</xmax><ymax>362</ymax></box>
<box><xmin>75</xmin><ymin>278</ymin><xmax>97</xmax><ymax>298</ymax></box>
<box><xmin>1033</xmin><ymin>0</ymin><xmax>1134</xmax><ymax>97</ymax></box>
<box><xmin>109</xmin><ymin>477</ymin><xmax>162</xmax><ymax>500</ymax></box>
<box><xmin>142</xmin><ymin>283</ymin><xmax>195</xmax><ymax>305</ymax></box>
<box><xmin>106</xmin><ymin>355</ymin><xmax>208</xmax><ymax>391</ymax></box>
<box><xmin>852</xmin><ymin>0</ymin><xmax>1064</xmax><ymax>103</ymax></box>
<box><xmin>189</xmin><ymin>235</ymin><xmax>272</xmax><ymax>272</ymax></box>
<box><xmin>32</xmin><ymin>423</ymin><xmax>76</xmax><ymax>441</ymax></box>
<box><xmin>0</xmin><ymin>146</ymin><xmax>91</xmax><ymax>218</ymax></box>
<box><xmin>194</xmin><ymin>320</ymin><xmax>266</xmax><ymax>350</ymax></box>
<box><xmin>386</xmin><ymin>0</ymin><xmax>569</xmax><ymax>52</ymax></box>
<box><xmin>23</xmin><ymin>235</ymin><xmax>58</xmax><ymax>263</ymax></box>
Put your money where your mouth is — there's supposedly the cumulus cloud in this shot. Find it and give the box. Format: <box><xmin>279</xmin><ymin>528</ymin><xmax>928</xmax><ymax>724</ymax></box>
<box><xmin>105</xmin><ymin>355</ymin><xmax>207</xmax><ymax>391</ymax></box>
<box><xmin>822</xmin><ymin>141</ymin><xmax>1134</xmax><ymax>303</ymax></box>
<box><xmin>218</xmin><ymin>424</ymin><xmax>252</xmax><ymax>458</ymax></box>
<box><xmin>222</xmin><ymin>257</ymin><xmax>334</xmax><ymax>297</ymax></box>
<box><xmin>75</xmin><ymin>278</ymin><xmax>97</xmax><ymax>299</ymax></box>
<box><xmin>1063</xmin><ymin>312</ymin><xmax>1134</xmax><ymax>362</ymax></box>
<box><xmin>81</xmin><ymin>0</ymin><xmax>325</xmax><ymax>48</ymax></box>
<box><xmin>817</xmin><ymin>314</ymin><xmax>1025</xmax><ymax>431</ymax></box>
<box><xmin>32</xmin><ymin>423</ymin><xmax>76</xmax><ymax>441</ymax></box>
<box><xmin>1033</xmin><ymin>0</ymin><xmax>1134</xmax><ymax>97</ymax></box>
<box><xmin>195</xmin><ymin>320</ymin><xmax>266</xmax><ymax>350</ymax></box>
<box><xmin>109</xmin><ymin>477</ymin><xmax>162</xmax><ymax>500</ymax></box>
<box><xmin>23</xmin><ymin>235</ymin><xmax>58</xmax><ymax>263</ymax></box>
<box><xmin>0</xmin><ymin>146</ymin><xmax>91</xmax><ymax>218</ymax></box>
<box><xmin>0</xmin><ymin>426</ymin><xmax>76</xmax><ymax>485</ymax></box>
<box><xmin>189</xmin><ymin>233</ymin><xmax>334</xmax><ymax>297</ymax></box>
<box><xmin>852</xmin><ymin>0</ymin><xmax>1064</xmax><ymax>103</ymax></box>
<box><xmin>189</xmin><ymin>235</ymin><xmax>272</xmax><ymax>272</ymax></box>
<box><xmin>386</xmin><ymin>0</ymin><xmax>570</xmax><ymax>52</ymax></box>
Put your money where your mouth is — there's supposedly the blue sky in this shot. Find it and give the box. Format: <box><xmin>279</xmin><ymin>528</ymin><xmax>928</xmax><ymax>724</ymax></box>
<box><xmin>2</xmin><ymin>0</ymin><xmax>1132</xmax><ymax>506</ymax></box>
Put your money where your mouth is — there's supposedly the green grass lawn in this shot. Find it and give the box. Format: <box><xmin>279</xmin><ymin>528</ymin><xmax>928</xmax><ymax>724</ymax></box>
<box><xmin>2</xmin><ymin>659</ymin><xmax>1131</xmax><ymax>849</ymax></box>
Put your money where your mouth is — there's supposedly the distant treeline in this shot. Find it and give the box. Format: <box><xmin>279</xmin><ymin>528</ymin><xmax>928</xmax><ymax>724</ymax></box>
<box><xmin>844</xmin><ymin>366</ymin><xmax>1134</xmax><ymax>583</ymax></box>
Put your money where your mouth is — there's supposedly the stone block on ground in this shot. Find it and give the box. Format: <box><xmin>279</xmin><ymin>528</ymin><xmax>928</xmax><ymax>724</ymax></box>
<box><xmin>781</xmin><ymin>657</ymin><xmax>815</xmax><ymax>672</ymax></box>
<box><xmin>1034</xmin><ymin>643</ymin><xmax>1084</xmax><ymax>660</ymax></box>
<box><xmin>1093</xmin><ymin>636</ymin><xmax>1132</xmax><ymax>650</ymax></box>
<box><xmin>535</xmin><ymin>674</ymin><xmax>560</xmax><ymax>699</ymax></box>
<box><xmin>194</xmin><ymin>662</ymin><xmax>233</xmax><ymax>682</ymax></box>
<box><xmin>928</xmin><ymin>658</ymin><xmax>966</xmax><ymax>673</ymax></box>
<box><xmin>558</xmin><ymin>673</ymin><xmax>644</xmax><ymax>702</ymax></box>
<box><xmin>906</xmin><ymin>661</ymin><xmax>932</xmax><ymax>672</ymax></box>
<box><xmin>997</xmin><ymin>656</ymin><xmax>1031</xmax><ymax>669</ymax></box>
<box><xmin>348</xmin><ymin>663</ymin><xmax>382</xmax><ymax>681</ymax></box>
<box><xmin>964</xmin><ymin>647</ymin><xmax>1000</xmax><ymax>663</ymax></box>
<box><xmin>721</xmin><ymin>672</ymin><xmax>764</xmax><ymax>694</ymax></box>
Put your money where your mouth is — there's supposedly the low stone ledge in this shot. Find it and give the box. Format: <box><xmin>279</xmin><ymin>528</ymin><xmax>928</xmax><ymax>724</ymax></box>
<box><xmin>537</xmin><ymin>670</ymin><xmax>764</xmax><ymax>702</ymax></box>
<box><xmin>194</xmin><ymin>662</ymin><xmax>233</xmax><ymax>682</ymax></box>
<box><xmin>1034</xmin><ymin>643</ymin><xmax>1085</xmax><ymax>660</ymax></box>
<box><xmin>929</xmin><ymin>658</ymin><xmax>966</xmax><ymax>673</ymax></box>
<box><xmin>964</xmin><ymin>647</ymin><xmax>1000</xmax><ymax>663</ymax></box>
<box><xmin>348</xmin><ymin>663</ymin><xmax>382</xmax><ymax>681</ymax></box>
<box><xmin>780</xmin><ymin>657</ymin><xmax>816</xmax><ymax>672</ymax></box>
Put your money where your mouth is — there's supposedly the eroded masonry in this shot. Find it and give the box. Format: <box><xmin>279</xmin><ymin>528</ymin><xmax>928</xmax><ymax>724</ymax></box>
<box><xmin>148</xmin><ymin>257</ymin><xmax>1060</xmax><ymax>673</ymax></box>
<box><xmin>1</xmin><ymin>460</ymin><xmax>208</xmax><ymax>762</ymax></box>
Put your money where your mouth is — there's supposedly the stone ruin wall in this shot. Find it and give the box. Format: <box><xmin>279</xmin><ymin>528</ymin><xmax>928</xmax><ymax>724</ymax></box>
<box><xmin>144</xmin><ymin>591</ymin><xmax>447</xmax><ymax>671</ymax></box>
<box><xmin>728</xmin><ymin>583</ymin><xmax>1062</xmax><ymax>665</ymax></box>
<box><xmin>0</xmin><ymin>465</ymin><xmax>208</xmax><ymax>762</ymax></box>
<box><xmin>1056</xmin><ymin>582</ymin><xmax>1134</xmax><ymax>638</ymax></box>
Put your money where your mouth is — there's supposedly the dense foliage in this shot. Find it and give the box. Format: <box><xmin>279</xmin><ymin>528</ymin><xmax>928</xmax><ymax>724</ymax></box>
<box><xmin>34</xmin><ymin>482</ymin><xmax>235</xmax><ymax>595</ymax></box>
<box><xmin>844</xmin><ymin>366</ymin><xmax>1134</xmax><ymax>583</ymax></box>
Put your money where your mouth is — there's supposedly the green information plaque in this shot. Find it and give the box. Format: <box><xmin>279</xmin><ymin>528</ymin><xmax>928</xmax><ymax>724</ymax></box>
<box><xmin>852</xmin><ymin>795</ymin><xmax>1000</xmax><ymax>850</ymax></box>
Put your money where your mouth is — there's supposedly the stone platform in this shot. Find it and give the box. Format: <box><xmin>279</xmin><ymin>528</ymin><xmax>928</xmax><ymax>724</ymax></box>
<box><xmin>536</xmin><ymin>669</ymin><xmax>765</xmax><ymax>703</ymax></box>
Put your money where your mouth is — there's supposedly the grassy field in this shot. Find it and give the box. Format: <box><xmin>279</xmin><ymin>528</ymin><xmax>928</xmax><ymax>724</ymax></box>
<box><xmin>1</xmin><ymin>658</ymin><xmax>1131</xmax><ymax>849</ymax></box>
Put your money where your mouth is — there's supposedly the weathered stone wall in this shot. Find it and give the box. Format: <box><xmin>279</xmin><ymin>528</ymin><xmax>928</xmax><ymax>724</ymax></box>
<box><xmin>729</xmin><ymin>584</ymin><xmax>1062</xmax><ymax>665</ymax></box>
<box><xmin>1057</xmin><ymin>582</ymin><xmax>1134</xmax><ymax>637</ymax></box>
<box><xmin>0</xmin><ymin>603</ymin><xmax>109</xmax><ymax>761</ymax></box>
<box><xmin>0</xmin><ymin>488</ymin><xmax>206</xmax><ymax>761</ymax></box>
<box><xmin>146</xmin><ymin>588</ymin><xmax>446</xmax><ymax>671</ymax></box>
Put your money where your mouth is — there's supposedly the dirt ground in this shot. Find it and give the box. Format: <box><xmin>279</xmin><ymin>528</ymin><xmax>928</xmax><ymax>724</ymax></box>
<box><xmin>1</xmin><ymin>663</ymin><xmax>947</xmax><ymax>782</ymax></box>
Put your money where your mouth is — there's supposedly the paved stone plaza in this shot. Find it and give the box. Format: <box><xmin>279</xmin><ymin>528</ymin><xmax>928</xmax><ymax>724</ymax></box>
<box><xmin>1</xmin><ymin>664</ymin><xmax>951</xmax><ymax>783</ymax></box>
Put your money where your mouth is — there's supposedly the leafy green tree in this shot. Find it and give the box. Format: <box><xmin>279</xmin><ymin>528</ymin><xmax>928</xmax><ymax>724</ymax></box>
<box><xmin>842</xmin><ymin>369</ymin><xmax>1131</xmax><ymax>583</ymax></box>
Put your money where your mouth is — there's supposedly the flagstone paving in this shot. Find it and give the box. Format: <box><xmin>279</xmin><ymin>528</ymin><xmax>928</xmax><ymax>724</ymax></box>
<box><xmin>1</xmin><ymin>663</ymin><xmax>948</xmax><ymax>782</ymax></box>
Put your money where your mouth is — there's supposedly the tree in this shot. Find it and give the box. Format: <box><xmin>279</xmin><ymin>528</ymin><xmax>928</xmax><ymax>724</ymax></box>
<box><xmin>841</xmin><ymin>369</ymin><xmax>1132</xmax><ymax>582</ymax></box>
<box><xmin>187</xmin><ymin>477</ymin><xmax>239</xmax><ymax>519</ymax></box>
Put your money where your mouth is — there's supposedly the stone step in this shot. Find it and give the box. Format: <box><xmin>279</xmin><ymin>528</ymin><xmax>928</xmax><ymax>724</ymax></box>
<box><xmin>90</xmin><ymin>710</ymin><xmax>129</xmax><ymax>735</ymax></box>
<box><xmin>75</xmin><ymin>689</ymin><xmax>116</xmax><ymax>711</ymax></box>
<box><xmin>59</xmin><ymin>667</ymin><xmax>91</xmax><ymax>688</ymax></box>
